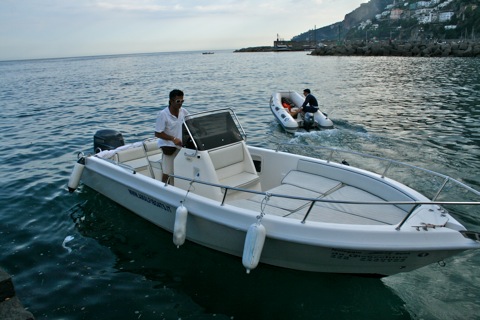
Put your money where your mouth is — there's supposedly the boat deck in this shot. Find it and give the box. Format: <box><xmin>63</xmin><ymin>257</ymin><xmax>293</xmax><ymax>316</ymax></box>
<box><xmin>100</xmin><ymin>140</ymin><xmax>412</xmax><ymax>226</ymax></box>
<box><xmin>229</xmin><ymin>162</ymin><xmax>410</xmax><ymax>226</ymax></box>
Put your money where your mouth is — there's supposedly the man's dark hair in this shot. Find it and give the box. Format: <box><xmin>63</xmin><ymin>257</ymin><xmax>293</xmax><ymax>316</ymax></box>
<box><xmin>169</xmin><ymin>89</ymin><xmax>184</xmax><ymax>100</ymax></box>
<box><xmin>303</xmin><ymin>88</ymin><xmax>311</xmax><ymax>94</ymax></box>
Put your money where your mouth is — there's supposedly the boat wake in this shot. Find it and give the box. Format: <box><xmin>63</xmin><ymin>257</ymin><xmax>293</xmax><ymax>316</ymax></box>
<box><xmin>332</xmin><ymin>118</ymin><xmax>368</xmax><ymax>133</ymax></box>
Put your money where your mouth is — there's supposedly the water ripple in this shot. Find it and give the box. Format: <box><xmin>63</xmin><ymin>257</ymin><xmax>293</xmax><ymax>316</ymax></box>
<box><xmin>1</xmin><ymin>52</ymin><xmax>480</xmax><ymax>320</ymax></box>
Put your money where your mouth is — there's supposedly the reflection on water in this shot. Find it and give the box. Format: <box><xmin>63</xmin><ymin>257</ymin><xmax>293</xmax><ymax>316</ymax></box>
<box><xmin>70</xmin><ymin>190</ymin><xmax>409</xmax><ymax>320</ymax></box>
<box><xmin>1</xmin><ymin>51</ymin><xmax>480</xmax><ymax>319</ymax></box>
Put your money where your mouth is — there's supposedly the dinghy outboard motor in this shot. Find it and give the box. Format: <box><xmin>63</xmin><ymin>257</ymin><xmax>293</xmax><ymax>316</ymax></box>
<box><xmin>93</xmin><ymin>129</ymin><xmax>125</xmax><ymax>153</ymax></box>
<box><xmin>304</xmin><ymin>113</ymin><xmax>314</xmax><ymax>131</ymax></box>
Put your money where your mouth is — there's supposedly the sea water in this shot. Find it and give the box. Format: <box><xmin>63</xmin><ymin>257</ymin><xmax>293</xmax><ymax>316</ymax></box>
<box><xmin>1</xmin><ymin>51</ymin><xmax>480</xmax><ymax>319</ymax></box>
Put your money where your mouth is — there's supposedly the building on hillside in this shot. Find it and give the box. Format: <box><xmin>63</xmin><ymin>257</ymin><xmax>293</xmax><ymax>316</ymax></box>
<box><xmin>439</xmin><ymin>11</ymin><xmax>455</xmax><ymax>22</ymax></box>
<box><xmin>390</xmin><ymin>8</ymin><xmax>404</xmax><ymax>20</ymax></box>
<box><xmin>417</xmin><ymin>1</ymin><xmax>431</xmax><ymax>8</ymax></box>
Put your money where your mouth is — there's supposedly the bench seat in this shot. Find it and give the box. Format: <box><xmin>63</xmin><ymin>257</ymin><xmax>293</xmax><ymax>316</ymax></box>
<box><xmin>220</xmin><ymin>172</ymin><xmax>260</xmax><ymax>189</ymax></box>
<box><xmin>228</xmin><ymin>162</ymin><xmax>409</xmax><ymax>225</ymax></box>
<box><xmin>282</xmin><ymin>170</ymin><xmax>342</xmax><ymax>194</ymax></box>
<box><xmin>112</xmin><ymin>139</ymin><xmax>163</xmax><ymax>178</ymax></box>
<box><xmin>248</xmin><ymin>183</ymin><xmax>320</xmax><ymax>211</ymax></box>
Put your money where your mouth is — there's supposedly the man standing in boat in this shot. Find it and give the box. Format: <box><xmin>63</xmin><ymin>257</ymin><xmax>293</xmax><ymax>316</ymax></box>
<box><xmin>155</xmin><ymin>89</ymin><xmax>189</xmax><ymax>184</ymax></box>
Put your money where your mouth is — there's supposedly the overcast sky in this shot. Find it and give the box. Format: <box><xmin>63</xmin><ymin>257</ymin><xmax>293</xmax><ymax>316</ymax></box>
<box><xmin>0</xmin><ymin>0</ymin><xmax>366</xmax><ymax>60</ymax></box>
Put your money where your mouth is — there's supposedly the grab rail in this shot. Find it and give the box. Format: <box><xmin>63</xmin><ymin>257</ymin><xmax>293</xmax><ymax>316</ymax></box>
<box><xmin>95</xmin><ymin>141</ymin><xmax>480</xmax><ymax>230</ymax></box>
<box><xmin>169</xmin><ymin>174</ymin><xmax>480</xmax><ymax>230</ymax></box>
<box><xmin>273</xmin><ymin>143</ymin><xmax>480</xmax><ymax>201</ymax></box>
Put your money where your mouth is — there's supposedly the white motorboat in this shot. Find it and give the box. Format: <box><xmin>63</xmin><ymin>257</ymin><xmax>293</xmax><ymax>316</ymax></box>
<box><xmin>68</xmin><ymin>108</ymin><xmax>480</xmax><ymax>276</ymax></box>
<box><xmin>270</xmin><ymin>91</ymin><xmax>334</xmax><ymax>133</ymax></box>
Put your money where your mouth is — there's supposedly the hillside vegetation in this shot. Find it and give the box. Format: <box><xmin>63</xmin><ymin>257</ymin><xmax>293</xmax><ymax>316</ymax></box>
<box><xmin>293</xmin><ymin>0</ymin><xmax>480</xmax><ymax>42</ymax></box>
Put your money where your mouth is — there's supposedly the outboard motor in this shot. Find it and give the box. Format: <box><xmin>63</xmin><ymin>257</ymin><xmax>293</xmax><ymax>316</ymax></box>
<box><xmin>93</xmin><ymin>129</ymin><xmax>125</xmax><ymax>153</ymax></box>
<box><xmin>304</xmin><ymin>113</ymin><xmax>314</xmax><ymax>131</ymax></box>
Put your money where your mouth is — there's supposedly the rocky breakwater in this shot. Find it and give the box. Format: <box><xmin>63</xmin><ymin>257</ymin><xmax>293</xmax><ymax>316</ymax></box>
<box><xmin>234</xmin><ymin>46</ymin><xmax>274</xmax><ymax>52</ymax></box>
<box><xmin>0</xmin><ymin>268</ymin><xmax>34</xmax><ymax>320</ymax></box>
<box><xmin>311</xmin><ymin>40</ymin><xmax>480</xmax><ymax>57</ymax></box>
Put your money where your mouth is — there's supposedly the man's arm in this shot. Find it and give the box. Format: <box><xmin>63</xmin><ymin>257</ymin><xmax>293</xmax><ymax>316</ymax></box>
<box><xmin>155</xmin><ymin>131</ymin><xmax>181</xmax><ymax>145</ymax></box>
<box><xmin>301</xmin><ymin>95</ymin><xmax>310</xmax><ymax>108</ymax></box>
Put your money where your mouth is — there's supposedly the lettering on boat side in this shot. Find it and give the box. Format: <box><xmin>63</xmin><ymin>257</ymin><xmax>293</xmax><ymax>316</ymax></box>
<box><xmin>128</xmin><ymin>189</ymin><xmax>172</xmax><ymax>213</ymax></box>
<box><xmin>330</xmin><ymin>249</ymin><xmax>411</xmax><ymax>263</ymax></box>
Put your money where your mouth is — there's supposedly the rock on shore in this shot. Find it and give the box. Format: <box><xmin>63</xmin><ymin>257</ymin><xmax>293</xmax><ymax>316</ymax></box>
<box><xmin>0</xmin><ymin>268</ymin><xmax>34</xmax><ymax>320</ymax></box>
<box><xmin>311</xmin><ymin>40</ymin><xmax>480</xmax><ymax>57</ymax></box>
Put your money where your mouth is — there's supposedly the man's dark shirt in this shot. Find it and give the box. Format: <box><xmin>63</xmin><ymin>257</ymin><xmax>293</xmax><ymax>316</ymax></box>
<box><xmin>302</xmin><ymin>94</ymin><xmax>319</xmax><ymax>112</ymax></box>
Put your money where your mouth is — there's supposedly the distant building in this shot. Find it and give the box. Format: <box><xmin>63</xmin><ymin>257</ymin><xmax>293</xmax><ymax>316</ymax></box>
<box><xmin>417</xmin><ymin>1</ymin><xmax>430</xmax><ymax>8</ymax></box>
<box><xmin>438</xmin><ymin>0</ymin><xmax>454</xmax><ymax>9</ymax></box>
<box><xmin>273</xmin><ymin>40</ymin><xmax>316</xmax><ymax>51</ymax></box>
<box><xmin>390</xmin><ymin>8</ymin><xmax>404</xmax><ymax>20</ymax></box>
<box><xmin>439</xmin><ymin>11</ymin><xmax>454</xmax><ymax>22</ymax></box>
<box><xmin>358</xmin><ymin>20</ymin><xmax>372</xmax><ymax>30</ymax></box>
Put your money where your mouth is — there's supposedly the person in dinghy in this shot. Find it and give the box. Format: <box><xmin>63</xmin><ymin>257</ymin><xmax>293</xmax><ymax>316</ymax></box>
<box><xmin>300</xmin><ymin>88</ymin><xmax>319</xmax><ymax>114</ymax></box>
<box><xmin>294</xmin><ymin>88</ymin><xmax>320</xmax><ymax>130</ymax></box>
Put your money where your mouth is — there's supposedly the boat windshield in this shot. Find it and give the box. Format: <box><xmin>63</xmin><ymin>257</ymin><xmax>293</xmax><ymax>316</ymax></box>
<box><xmin>182</xmin><ymin>110</ymin><xmax>244</xmax><ymax>151</ymax></box>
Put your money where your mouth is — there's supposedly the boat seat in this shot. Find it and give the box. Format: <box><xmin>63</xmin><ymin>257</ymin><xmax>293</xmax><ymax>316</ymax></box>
<box><xmin>296</xmin><ymin>159</ymin><xmax>416</xmax><ymax>212</ymax></box>
<box><xmin>243</xmin><ymin>172</ymin><xmax>343</xmax><ymax>214</ymax></box>
<box><xmin>287</xmin><ymin>185</ymin><xmax>407</xmax><ymax>225</ymax></box>
<box><xmin>113</xmin><ymin>139</ymin><xmax>162</xmax><ymax>178</ymax></box>
<box><xmin>143</xmin><ymin>138</ymin><xmax>163</xmax><ymax>179</ymax></box>
<box><xmin>248</xmin><ymin>183</ymin><xmax>321</xmax><ymax>211</ymax></box>
<box><xmin>115</xmin><ymin>147</ymin><xmax>147</xmax><ymax>168</ymax></box>
<box><xmin>281</xmin><ymin>170</ymin><xmax>342</xmax><ymax>194</ymax></box>
<box><xmin>208</xmin><ymin>142</ymin><xmax>260</xmax><ymax>191</ymax></box>
<box><xmin>229</xmin><ymin>163</ymin><xmax>410</xmax><ymax>225</ymax></box>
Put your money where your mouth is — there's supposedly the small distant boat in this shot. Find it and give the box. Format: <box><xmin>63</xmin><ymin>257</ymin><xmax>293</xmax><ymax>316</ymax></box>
<box><xmin>202</xmin><ymin>52</ymin><xmax>214</xmax><ymax>55</ymax></box>
<box><xmin>270</xmin><ymin>91</ymin><xmax>333</xmax><ymax>133</ymax></box>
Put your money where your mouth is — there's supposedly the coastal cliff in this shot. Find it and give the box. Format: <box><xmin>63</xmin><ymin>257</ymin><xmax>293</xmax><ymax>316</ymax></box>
<box><xmin>293</xmin><ymin>0</ymin><xmax>480</xmax><ymax>43</ymax></box>
<box><xmin>236</xmin><ymin>0</ymin><xmax>480</xmax><ymax>56</ymax></box>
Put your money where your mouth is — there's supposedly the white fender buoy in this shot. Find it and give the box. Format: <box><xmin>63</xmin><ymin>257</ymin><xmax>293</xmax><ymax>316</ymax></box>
<box><xmin>68</xmin><ymin>157</ymin><xmax>85</xmax><ymax>193</ymax></box>
<box><xmin>173</xmin><ymin>204</ymin><xmax>188</xmax><ymax>248</ymax></box>
<box><xmin>242</xmin><ymin>221</ymin><xmax>266</xmax><ymax>274</ymax></box>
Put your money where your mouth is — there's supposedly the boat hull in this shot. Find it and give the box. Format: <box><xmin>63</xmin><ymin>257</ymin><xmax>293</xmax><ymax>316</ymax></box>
<box><xmin>71</xmin><ymin>109</ymin><xmax>479</xmax><ymax>276</ymax></box>
<box><xmin>79</xmin><ymin>153</ymin><xmax>475</xmax><ymax>276</ymax></box>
